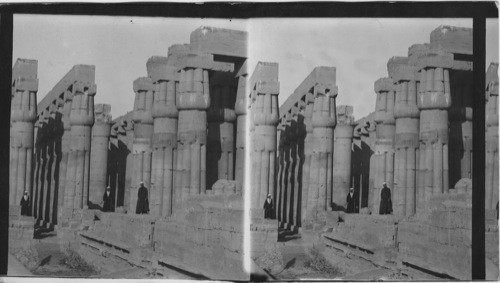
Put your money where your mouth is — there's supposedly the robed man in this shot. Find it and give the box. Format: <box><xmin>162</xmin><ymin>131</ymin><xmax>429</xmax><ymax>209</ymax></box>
<box><xmin>346</xmin><ymin>187</ymin><xmax>357</xmax><ymax>213</ymax></box>
<box><xmin>136</xmin><ymin>181</ymin><xmax>150</xmax><ymax>214</ymax></box>
<box><xmin>20</xmin><ymin>191</ymin><xmax>30</xmax><ymax>216</ymax></box>
<box><xmin>379</xmin><ymin>182</ymin><xmax>393</xmax><ymax>215</ymax></box>
<box><xmin>263</xmin><ymin>194</ymin><xmax>274</xmax><ymax>219</ymax></box>
<box><xmin>102</xmin><ymin>186</ymin><xmax>114</xmax><ymax>212</ymax></box>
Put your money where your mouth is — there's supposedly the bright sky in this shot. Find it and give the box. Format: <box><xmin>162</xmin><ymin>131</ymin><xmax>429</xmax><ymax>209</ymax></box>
<box><xmin>13</xmin><ymin>15</ymin><xmax>498</xmax><ymax>120</ymax></box>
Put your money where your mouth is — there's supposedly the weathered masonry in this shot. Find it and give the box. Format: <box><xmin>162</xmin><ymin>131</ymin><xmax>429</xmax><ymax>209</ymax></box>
<box><xmin>275</xmin><ymin>26</ymin><xmax>496</xmax><ymax>280</ymax></box>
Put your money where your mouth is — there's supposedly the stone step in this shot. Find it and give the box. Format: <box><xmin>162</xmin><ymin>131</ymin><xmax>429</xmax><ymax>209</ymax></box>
<box><xmin>80</xmin><ymin>231</ymin><xmax>131</xmax><ymax>253</ymax></box>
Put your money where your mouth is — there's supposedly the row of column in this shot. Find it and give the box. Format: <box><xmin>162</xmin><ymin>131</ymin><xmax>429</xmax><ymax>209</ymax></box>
<box><xmin>276</xmin><ymin>79</ymin><xmax>359</xmax><ymax>228</ymax></box>
<box><xmin>22</xmin><ymin>64</ymin><xmax>114</xmax><ymax>227</ymax></box>
<box><xmin>366</xmin><ymin>43</ymin><xmax>476</xmax><ymax>217</ymax></box>
<box><xmin>117</xmin><ymin>54</ymin><xmax>244</xmax><ymax>217</ymax></box>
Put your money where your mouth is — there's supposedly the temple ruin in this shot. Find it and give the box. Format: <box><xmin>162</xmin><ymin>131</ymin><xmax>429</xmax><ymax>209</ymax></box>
<box><xmin>8</xmin><ymin>24</ymin><xmax>499</xmax><ymax>280</ymax></box>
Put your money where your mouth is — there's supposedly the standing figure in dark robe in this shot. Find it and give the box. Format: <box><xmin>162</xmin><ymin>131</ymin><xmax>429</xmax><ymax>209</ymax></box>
<box><xmin>345</xmin><ymin>187</ymin><xmax>357</xmax><ymax>213</ymax></box>
<box><xmin>263</xmin><ymin>194</ymin><xmax>274</xmax><ymax>219</ymax></box>
<box><xmin>20</xmin><ymin>191</ymin><xmax>30</xmax><ymax>216</ymax></box>
<box><xmin>379</xmin><ymin>182</ymin><xmax>393</xmax><ymax>215</ymax></box>
<box><xmin>102</xmin><ymin>186</ymin><xmax>114</xmax><ymax>212</ymax></box>
<box><xmin>136</xmin><ymin>181</ymin><xmax>149</xmax><ymax>214</ymax></box>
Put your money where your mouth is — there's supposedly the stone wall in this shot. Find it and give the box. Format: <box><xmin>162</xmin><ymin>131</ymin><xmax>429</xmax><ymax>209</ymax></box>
<box><xmin>153</xmin><ymin>192</ymin><xmax>247</xmax><ymax>280</ymax></box>
<box><xmin>397</xmin><ymin>192</ymin><xmax>472</xmax><ymax>279</ymax></box>
<box><xmin>328</xmin><ymin>214</ymin><xmax>398</xmax><ymax>250</ymax></box>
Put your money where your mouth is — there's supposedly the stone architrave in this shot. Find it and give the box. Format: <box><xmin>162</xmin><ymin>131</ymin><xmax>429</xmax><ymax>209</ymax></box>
<box><xmin>307</xmin><ymin>83</ymin><xmax>337</xmax><ymax>218</ymax></box>
<box><xmin>10</xmin><ymin>59</ymin><xmax>38</xmax><ymax>206</ymax></box>
<box><xmin>250</xmin><ymin>62</ymin><xmax>280</xmax><ymax>210</ymax></box>
<box><xmin>64</xmin><ymin>81</ymin><xmax>96</xmax><ymax>211</ymax></box>
<box><xmin>416</xmin><ymin>51</ymin><xmax>453</xmax><ymax>202</ymax></box>
<box><xmin>89</xmin><ymin>104</ymin><xmax>112</xmax><ymax>208</ymax></box>
<box><xmin>332</xmin><ymin>105</ymin><xmax>355</xmax><ymax>210</ymax></box>
<box><xmin>129</xmin><ymin>77</ymin><xmax>154</xmax><ymax>214</ymax></box>
<box><xmin>485</xmin><ymin>63</ymin><xmax>499</xmax><ymax>210</ymax></box>
<box><xmin>389</xmin><ymin>57</ymin><xmax>420</xmax><ymax>216</ymax></box>
<box><xmin>370</xmin><ymin>78</ymin><xmax>396</xmax><ymax>214</ymax></box>
<box><xmin>148</xmin><ymin>57</ymin><xmax>179</xmax><ymax>217</ymax></box>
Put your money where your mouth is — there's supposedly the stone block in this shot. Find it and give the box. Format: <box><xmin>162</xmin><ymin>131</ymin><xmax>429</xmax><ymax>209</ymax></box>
<box><xmin>374</xmin><ymin>77</ymin><xmax>395</xmax><ymax>93</ymax></box>
<box><xmin>415</xmin><ymin>51</ymin><xmax>454</xmax><ymax>70</ymax></box>
<box><xmin>13</xmin><ymin>77</ymin><xmax>38</xmax><ymax>92</ymax></box>
<box><xmin>190</xmin><ymin>26</ymin><xmax>248</xmax><ymax>58</ymax></box>
<box><xmin>454</xmin><ymin>178</ymin><xmax>472</xmax><ymax>194</ymax></box>
<box><xmin>211</xmin><ymin>179</ymin><xmax>242</xmax><ymax>195</ymax></box>
<box><xmin>391</xmin><ymin>64</ymin><xmax>418</xmax><ymax>82</ymax></box>
<box><xmin>176</xmin><ymin>52</ymin><xmax>234</xmax><ymax>72</ymax></box>
<box><xmin>387</xmin><ymin>56</ymin><xmax>409</xmax><ymax>78</ymax></box>
<box><xmin>146</xmin><ymin>56</ymin><xmax>177</xmax><ymax>82</ymax></box>
<box><xmin>12</xmin><ymin>58</ymin><xmax>37</xmax><ymax>81</ymax></box>
<box><xmin>255</xmin><ymin>80</ymin><xmax>280</xmax><ymax>95</ymax></box>
<box><xmin>430</xmin><ymin>25</ymin><xmax>473</xmax><ymax>55</ymax></box>
<box><xmin>133</xmin><ymin>77</ymin><xmax>154</xmax><ymax>92</ymax></box>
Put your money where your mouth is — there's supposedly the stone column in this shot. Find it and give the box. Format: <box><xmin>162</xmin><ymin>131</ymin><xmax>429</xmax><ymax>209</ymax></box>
<box><xmin>294</xmin><ymin>102</ymin><xmax>306</xmax><ymax>228</ymax></box>
<box><xmin>129</xmin><ymin>77</ymin><xmax>154</xmax><ymax>214</ymax></box>
<box><xmin>360</xmin><ymin>118</ymin><xmax>375</xmax><ymax>209</ymax></box>
<box><xmin>391</xmin><ymin>62</ymin><xmax>420</xmax><ymax>216</ymax></box>
<box><xmin>370</xmin><ymin>78</ymin><xmax>396</xmax><ymax>214</ymax></box>
<box><xmin>64</xmin><ymin>81</ymin><xmax>96</xmax><ymax>211</ymax></box>
<box><xmin>307</xmin><ymin>84</ymin><xmax>337</xmax><ymax>217</ymax></box>
<box><xmin>234</xmin><ymin>74</ymin><xmax>248</xmax><ymax>185</ymax></box>
<box><xmin>300</xmin><ymin>91</ymin><xmax>314</xmax><ymax>223</ymax></box>
<box><xmin>176</xmin><ymin>67</ymin><xmax>211</xmax><ymax>202</ymax></box>
<box><xmin>449</xmin><ymin>71</ymin><xmax>473</xmax><ymax>185</ymax></box>
<box><xmin>40</xmin><ymin>112</ymin><xmax>50</xmax><ymax>224</ymax></box>
<box><xmin>276</xmin><ymin>120</ymin><xmax>286</xmax><ymax>224</ymax></box>
<box><xmin>89</xmin><ymin>104</ymin><xmax>112</xmax><ymax>208</ymax></box>
<box><xmin>485</xmin><ymin>63</ymin><xmax>499</xmax><ymax>210</ymax></box>
<box><xmin>46</xmin><ymin>104</ymin><xmax>60</xmax><ymax>226</ymax></box>
<box><xmin>286</xmin><ymin>105</ymin><xmax>303</xmax><ymax>229</ymax></box>
<box><xmin>123</xmin><ymin>120</ymin><xmax>137</xmax><ymax>213</ymax></box>
<box><xmin>332</xmin><ymin>105</ymin><xmax>355</xmax><ymax>210</ymax></box>
<box><xmin>207</xmin><ymin>74</ymin><xmax>236</xmax><ymax>188</ymax></box>
<box><xmin>57</xmin><ymin>90</ymin><xmax>73</xmax><ymax>221</ymax></box>
<box><xmin>10</xmin><ymin>71</ymin><xmax>38</xmax><ymax>206</ymax></box>
<box><xmin>33</xmin><ymin>116</ymin><xmax>47</xmax><ymax>220</ymax></box>
<box><xmin>251</xmin><ymin>77</ymin><xmax>280</xmax><ymax>209</ymax></box>
<box><xmin>278</xmin><ymin>113</ymin><xmax>291</xmax><ymax>224</ymax></box>
<box><xmin>148</xmin><ymin>60</ymin><xmax>178</xmax><ymax>217</ymax></box>
<box><xmin>416</xmin><ymin>51</ymin><xmax>452</xmax><ymax>202</ymax></box>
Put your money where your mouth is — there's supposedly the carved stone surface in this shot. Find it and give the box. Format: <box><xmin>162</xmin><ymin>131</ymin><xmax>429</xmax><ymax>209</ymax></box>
<box><xmin>10</xmin><ymin>59</ymin><xmax>38</xmax><ymax>207</ymax></box>
<box><xmin>485</xmin><ymin>63</ymin><xmax>499</xmax><ymax>210</ymax></box>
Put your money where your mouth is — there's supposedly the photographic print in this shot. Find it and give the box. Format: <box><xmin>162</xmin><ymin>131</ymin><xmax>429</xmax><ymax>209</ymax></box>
<box><xmin>4</xmin><ymin>4</ymin><xmax>499</xmax><ymax>281</ymax></box>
